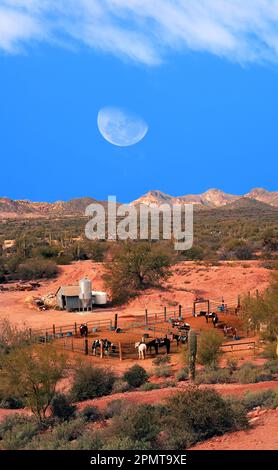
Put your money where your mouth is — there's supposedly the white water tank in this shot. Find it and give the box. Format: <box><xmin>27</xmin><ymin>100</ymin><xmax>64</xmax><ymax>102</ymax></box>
<box><xmin>79</xmin><ymin>278</ymin><xmax>92</xmax><ymax>308</ymax></box>
<box><xmin>92</xmin><ymin>291</ymin><xmax>107</xmax><ymax>306</ymax></box>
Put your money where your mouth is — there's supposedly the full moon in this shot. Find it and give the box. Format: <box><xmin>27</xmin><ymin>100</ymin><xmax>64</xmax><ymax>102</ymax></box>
<box><xmin>97</xmin><ymin>106</ymin><xmax>148</xmax><ymax>147</ymax></box>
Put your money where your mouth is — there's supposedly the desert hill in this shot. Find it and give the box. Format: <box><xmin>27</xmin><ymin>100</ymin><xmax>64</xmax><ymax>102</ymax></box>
<box><xmin>0</xmin><ymin>188</ymin><xmax>277</xmax><ymax>219</ymax></box>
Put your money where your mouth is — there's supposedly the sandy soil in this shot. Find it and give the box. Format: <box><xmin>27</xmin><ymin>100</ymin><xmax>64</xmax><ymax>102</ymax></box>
<box><xmin>0</xmin><ymin>260</ymin><xmax>270</xmax><ymax>330</ymax></box>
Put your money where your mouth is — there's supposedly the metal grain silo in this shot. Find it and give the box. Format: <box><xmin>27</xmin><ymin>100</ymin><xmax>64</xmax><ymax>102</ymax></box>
<box><xmin>79</xmin><ymin>278</ymin><xmax>92</xmax><ymax>311</ymax></box>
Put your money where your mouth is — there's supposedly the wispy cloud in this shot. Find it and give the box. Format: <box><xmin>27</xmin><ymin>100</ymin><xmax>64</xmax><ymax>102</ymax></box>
<box><xmin>1</xmin><ymin>0</ymin><xmax>278</xmax><ymax>65</ymax></box>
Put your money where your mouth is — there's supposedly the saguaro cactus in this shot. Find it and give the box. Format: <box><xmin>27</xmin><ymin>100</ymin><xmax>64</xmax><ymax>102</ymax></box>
<box><xmin>188</xmin><ymin>330</ymin><xmax>197</xmax><ymax>381</ymax></box>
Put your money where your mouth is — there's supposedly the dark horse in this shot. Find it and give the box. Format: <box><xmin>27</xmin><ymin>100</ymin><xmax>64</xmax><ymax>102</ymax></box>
<box><xmin>147</xmin><ymin>337</ymin><xmax>171</xmax><ymax>355</ymax></box>
<box><xmin>92</xmin><ymin>338</ymin><xmax>116</xmax><ymax>356</ymax></box>
<box><xmin>79</xmin><ymin>324</ymin><xmax>88</xmax><ymax>337</ymax></box>
<box><xmin>172</xmin><ymin>333</ymin><xmax>188</xmax><ymax>346</ymax></box>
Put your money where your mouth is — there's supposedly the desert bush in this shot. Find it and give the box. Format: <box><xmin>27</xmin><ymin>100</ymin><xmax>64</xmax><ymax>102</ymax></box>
<box><xmin>242</xmin><ymin>389</ymin><xmax>278</xmax><ymax>411</ymax></box>
<box><xmin>104</xmin><ymin>242</ymin><xmax>171</xmax><ymax>305</ymax></box>
<box><xmin>80</xmin><ymin>406</ymin><xmax>103</xmax><ymax>422</ymax></box>
<box><xmin>104</xmin><ymin>399</ymin><xmax>127</xmax><ymax>419</ymax></box>
<box><xmin>0</xmin><ymin>396</ymin><xmax>24</xmax><ymax>409</ymax></box>
<box><xmin>51</xmin><ymin>393</ymin><xmax>76</xmax><ymax>421</ymax></box>
<box><xmin>17</xmin><ymin>258</ymin><xmax>58</xmax><ymax>280</ymax></box>
<box><xmin>234</xmin><ymin>363</ymin><xmax>273</xmax><ymax>384</ymax></box>
<box><xmin>195</xmin><ymin>368</ymin><xmax>233</xmax><ymax>385</ymax></box>
<box><xmin>71</xmin><ymin>365</ymin><xmax>116</xmax><ymax>401</ymax></box>
<box><xmin>0</xmin><ymin>318</ymin><xmax>30</xmax><ymax>354</ymax></box>
<box><xmin>112</xmin><ymin>379</ymin><xmax>130</xmax><ymax>394</ymax></box>
<box><xmin>123</xmin><ymin>364</ymin><xmax>148</xmax><ymax>388</ymax></box>
<box><xmin>261</xmin><ymin>342</ymin><xmax>277</xmax><ymax>359</ymax></box>
<box><xmin>154</xmin><ymin>365</ymin><xmax>172</xmax><ymax>378</ymax></box>
<box><xmin>109</xmin><ymin>404</ymin><xmax>161</xmax><ymax>445</ymax></box>
<box><xmin>26</xmin><ymin>417</ymin><xmax>86</xmax><ymax>450</ymax></box>
<box><xmin>74</xmin><ymin>431</ymin><xmax>104</xmax><ymax>450</ymax></box>
<box><xmin>175</xmin><ymin>367</ymin><xmax>189</xmax><ymax>382</ymax></box>
<box><xmin>0</xmin><ymin>415</ymin><xmax>41</xmax><ymax>450</ymax></box>
<box><xmin>152</xmin><ymin>355</ymin><xmax>171</xmax><ymax>366</ymax></box>
<box><xmin>263</xmin><ymin>359</ymin><xmax>278</xmax><ymax>374</ymax></box>
<box><xmin>139</xmin><ymin>382</ymin><xmax>161</xmax><ymax>391</ymax></box>
<box><xmin>162</xmin><ymin>388</ymin><xmax>248</xmax><ymax>449</ymax></box>
<box><xmin>0</xmin><ymin>345</ymin><xmax>67</xmax><ymax>422</ymax></box>
<box><xmin>198</xmin><ymin>330</ymin><xmax>223</xmax><ymax>368</ymax></box>
<box><xmin>160</xmin><ymin>379</ymin><xmax>177</xmax><ymax>388</ymax></box>
<box><xmin>103</xmin><ymin>436</ymin><xmax>151</xmax><ymax>450</ymax></box>
<box><xmin>226</xmin><ymin>358</ymin><xmax>238</xmax><ymax>374</ymax></box>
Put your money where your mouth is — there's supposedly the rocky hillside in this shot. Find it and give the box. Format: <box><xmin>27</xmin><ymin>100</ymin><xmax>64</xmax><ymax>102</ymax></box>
<box><xmin>130</xmin><ymin>188</ymin><xmax>278</xmax><ymax>208</ymax></box>
<box><xmin>0</xmin><ymin>188</ymin><xmax>277</xmax><ymax>219</ymax></box>
<box><xmin>0</xmin><ymin>197</ymin><xmax>98</xmax><ymax>219</ymax></box>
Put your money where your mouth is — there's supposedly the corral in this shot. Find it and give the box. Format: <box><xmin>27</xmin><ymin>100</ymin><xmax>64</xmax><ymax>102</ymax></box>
<box><xmin>31</xmin><ymin>302</ymin><xmax>256</xmax><ymax>361</ymax></box>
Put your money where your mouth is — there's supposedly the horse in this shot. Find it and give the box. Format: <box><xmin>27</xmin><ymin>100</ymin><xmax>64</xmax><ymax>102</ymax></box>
<box><xmin>147</xmin><ymin>337</ymin><xmax>171</xmax><ymax>355</ymax></box>
<box><xmin>223</xmin><ymin>325</ymin><xmax>238</xmax><ymax>340</ymax></box>
<box><xmin>172</xmin><ymin>333</ymin><xmax>188</xmax><ymax>346</ymax></box>
<box><xmin>92</xmin><ymin>339</ymin><xmax>102</xmax><ymax>355</ymax></box>
<box><xmin>79</xmin><ymin>324</ymin><xmax>88</xmax><ymax>337</ymax></box>
<box><xmin>178</xmin><ymin>322</ymin><xmax>191</xmax><ymax>332</ymax></box>
<box><xmin>146</xmin><ymin>339</ymin><xmax>159</xmax><ymax>355</ymax></box>
<box><xmin>92</xmin><ymin>338</ymin><xmax>115</xmax><ymax>356</ymax></box>
<box><xmin>135</xmin><ymin>342</ymin><xmax>147</xmax><ymax>359</ymax></box>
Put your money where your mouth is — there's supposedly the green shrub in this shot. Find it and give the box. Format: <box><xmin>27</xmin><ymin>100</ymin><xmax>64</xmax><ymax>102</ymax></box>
<box><xmin>263</xmin><ymin>359</ymin><xmax>278</xmax><ymax>374</ymax></box>
<box><xmin>26</xmin><ymin>417</ymin><xmax>86</xmax><ymax>450</ymax></box>
<box><xmin>110</xmin><ymin>404</ymin><xmax>161</xmax><ymax>444</ymax></box>
<box><xmin>0</xmin><ymin>415</ymin><xmax>41</xmax><ymax>450</ymax></box>
<box><xmin>262</xmin><ymin>342</ymin><xmax>278</xmax><ymax>359</ymax></box>
<box><xmin>112</xmin><ymin>379</ymin><xmax>130</xmax><ymax>394</ymax></box>
<box><xmin>80</xmin><ymin>406</ymin><xmax>103</xmax><ymax>422</ymax></box>
<box><xmin>71</xmin><ymin>365</ymin><xmax>116</xmax><ymax>401</ymax></box>
<box><xmin>176</xmin><ymin>367</ymin><xmax>189</xmax><ymax>382</ymax></box>
<box><xmin>226</xmin><ymin>358</ymin><xmax>238</xmax><ymax>373</ymax></box>
<box><xmin>74</xmin><ymin>431</ymin><xmax>104</xmax><ymax>450</ymax></box>
<box><xmin>123</xmin><ymin>365</ymin><xmax>148</xmax><ymax>388</ymax></box>
<box><xmin>153</xmin><ymin>365</ymin><xmax>172</xmax><ymax>378</ymax></box>
<box><xmin>195</xmin><ymin>368</ymin><xmax>233</xmax><ymax>385</ymax></box>
<box><xmin>0</xmin><ymin>396</ymin><xmax>24</xmax><ymax>409</ymax></box>
<box><xmin>152</xmin><ymin>355</ymin><xmax>171</xmax><ymax>366</ymax></box>
<box><xmin>17</xmin><ymin>258</ymin><xmax>58</xmax><ymax>280</ymax></box>
<box><xmin>103</xmin><ymin>436</ymin><xmax>151</xmax><ymax>450</ymax></box>
<box><xmin>104</xmin><ymin>399</ymin><xmax>127</xmax><ymax>419</ymax></box>
<box><xmin>198</xmin><ymin>330</ymin><xmax>223</xmax><ymax>368</ymax></box>
<box><xmin>235</xmin><ymin>363</ymin><xmax>273</xmax><ymax>384</ymax></box>
<box><xmin>162</xmin><ymin>388</ymin><xmax>248</xmax><ymax>449</ymax></box>
<box><xmin>51</xmin><ymin>393</ymin><xmax>76</xmax><ymax>421</ymax></box>
<box><xmin>140</xmin><ymin>382</ymin><xmax>161</xmax><ymax>391</ymax></box>
<box><xmin>242</xmin><ymin>389</ymin><xmax>278</xmax><ymax>411</ymax></box>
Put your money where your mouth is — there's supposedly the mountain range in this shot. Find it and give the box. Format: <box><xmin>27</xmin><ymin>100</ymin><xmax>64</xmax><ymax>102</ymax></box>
<box><xmin>0</xmin><ymin>188</ymin><xmax>277</xmax><ymax>219</ymax></box>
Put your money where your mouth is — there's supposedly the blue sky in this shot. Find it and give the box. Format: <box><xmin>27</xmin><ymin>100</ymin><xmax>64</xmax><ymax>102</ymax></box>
<box><xmin>0</xmin><ymin>1</ymin><xmax>278</xmax><ymax>202</ymax></box>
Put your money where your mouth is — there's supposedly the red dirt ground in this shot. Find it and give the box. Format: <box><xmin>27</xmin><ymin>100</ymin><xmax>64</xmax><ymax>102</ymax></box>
<box><xmin>0</xmin><ymin>260</ymin><xmax>270</xmax><ymax>330</ymax></box>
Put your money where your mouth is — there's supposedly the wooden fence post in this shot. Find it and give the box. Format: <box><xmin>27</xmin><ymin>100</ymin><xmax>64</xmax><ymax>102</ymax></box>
<box><xmin>52</xmin><ymin>324</ymin><xmax>56</xmax><ymax>336</ymax></box>
<box><xmin>164</xmin><ymin>306</ymin><xmax>167</xmax><ymax>322</ymax></box>
<box><xmin>45</xmin><ymin>331</ymin><xmax>48</xmax><ymax>345</ymax></box>
<box><xmin>74</xmin><ymin>322</ymin><xmax>77</xmax><ymax>336</ymax></box>
<box><xmin>114</xmin><ymin>314</ymin><xmax>118</xmax><ymax>330</ymax></box>
<box><xmin>179</xmin><ymin>305</ymin><xmax>182</xmax><ymax>318</ymax></box>
<box><xmin>145</xmin><ymin>309</ymin><xmax>148</xmax><ymax>325</ymax></box>
<box><xmin>84</xmin><ymin>339</ymin><xmax>89</xmax><ymax>355</ymax></box>
<box><xmin>71</xmin><ymin>337</ymin><xmax>74</xmax><ymax>352</ymax></box>
<box><xmin>100</xmin><ymin>341</ymin><xmax>103</xmax><ymax>359</ymax></box>
<box><xmin>29</xmin><ymin>328</ymin><xmax>32</xmax><ymax>341</ymax></box>
<box><xmin>119</xmin><ymin>342</ymin><xmax>122</xmax><ymax>361</ymax></box>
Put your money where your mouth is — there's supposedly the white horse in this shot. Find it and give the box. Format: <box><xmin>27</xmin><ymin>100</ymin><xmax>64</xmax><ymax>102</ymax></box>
<box><xmin>135</xmin><ymin>341</ymin><xmax>147</xmax><ymax>359</ymax></box>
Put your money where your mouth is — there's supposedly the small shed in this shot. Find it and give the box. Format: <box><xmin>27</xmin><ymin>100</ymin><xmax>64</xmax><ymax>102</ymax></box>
<box><xmin>56</xmin><ymin>285</ymin><xmax>92</xmax><ymax>312</ymax></box>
